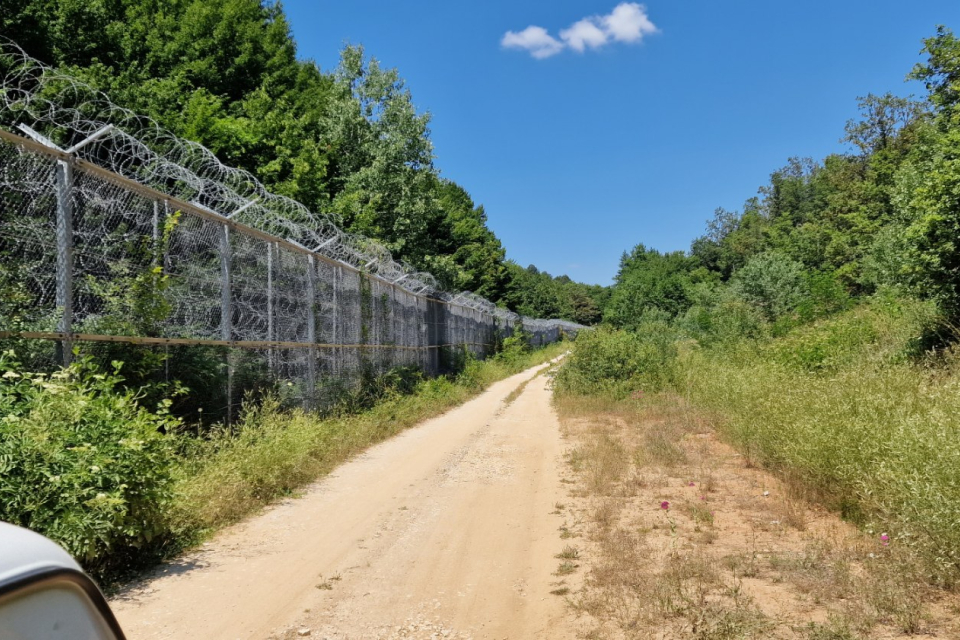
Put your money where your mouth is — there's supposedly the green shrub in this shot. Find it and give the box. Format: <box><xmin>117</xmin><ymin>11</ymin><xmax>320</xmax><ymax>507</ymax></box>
<box><xmin>554</xmin><ymin>326</ymin><xmax>678</xmax><ymax>397</ymax></box>
<box><xmin>0</xmin><ymin>351</ymin><xmax>180</xmax><ymax>578</ymax></box>
<box><xmin>678</xmin><ymin>283</ymin><xmax>767</xmax><ymax>346</ymax></box>
<box><xmin>796</xmin><ymin>269</ymin><xmax>853</xmax><ymax>321</ymax></box>
<box><xmin>765</xmin><ymin>297</ymin><xmax>938</xmax><ymax>372</ymax></box>
<box><xmin>731</xmin><ymin>251</ymin><xmax>808</xmax><ymax>323</ymax></box>
<box><xmin>498</xmin><ymin>332</ymin><xmax>532</xmax><ymax>358</ymax></box>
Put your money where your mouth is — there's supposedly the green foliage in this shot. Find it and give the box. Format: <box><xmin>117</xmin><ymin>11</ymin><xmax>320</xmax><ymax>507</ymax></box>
<box><xmin>896</xmin><ymin>109</ymin><xmax>960</xmax><ymax>317</ymax></box>
<box><xmin>730</xmin><ymin>251</ymin><xmax>807</xmax><ymax>323</ymax></box>
<box><xmin>763</xmin><ymin>299</ymin><xmax>936</xmax><ymax>372</ymax></box>
<box><xmin>910</xmin><ymin>25</ymin><xmax>960</xmax><ymax>112</ymax></box>
<box><xmin>0</xmin><ymin>351</ymin><xmax>180</xmax><ymax>578</ymax></box>
<box><xmin>496</xmin><ymin>331</ymin><xmax>532</xmax><ymax>363</ymax></box>
<box><xmin>502</xmin><ymin>261</ymin><xmax>606</xmax><ymax>324</ymax></box>
<box><xmin>333</xmin><ymin>365</ymin><xmax>424</xmax><ymax>415</ymax></box>
<box><xmin>604</xmin><ymin>245</ymin><xmax>697</xmax><ymax>330</ymax></box>
<box><xmin>426</xmin><ymin>179</ymin><xmax>510</xmax><ymax>298</ymax></box>
<box><xmin>678</xmin><ymin>300</ymin><xmax>960</xmax><ymax>584</ymax></box>
<box><xmin>554</xmin><ymin>326</ymin><xmax>678</xmax><ymax>398</ymax></box>
<box><xmin>677</xmin><ymin>283</ymin><xmax>767</xmax><ymax>346</ymax></box>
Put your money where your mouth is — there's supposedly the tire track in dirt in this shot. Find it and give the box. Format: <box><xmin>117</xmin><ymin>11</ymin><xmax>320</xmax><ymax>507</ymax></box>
<box><xmin>112</xmin><ymin>360</ymin><xmax>578</xmax><ymax>640</ymax></box>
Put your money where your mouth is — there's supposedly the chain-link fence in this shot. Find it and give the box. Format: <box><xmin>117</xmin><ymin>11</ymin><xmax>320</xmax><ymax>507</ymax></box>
<box><xmin>0</xmin><ymin>44</ymin><xmax>584</xmax><ymax>419</ymax></box>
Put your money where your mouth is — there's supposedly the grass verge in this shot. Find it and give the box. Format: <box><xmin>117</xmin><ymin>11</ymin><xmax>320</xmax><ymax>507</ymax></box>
<box><xmin>552</xmin><ymin>390</ymin><xmax>960</xmax><ymax>639</ymax></box>
<box><xmin>556</xmin><ymin>297</ymin><xmax>960</xmax><ymax>588</ymax></box>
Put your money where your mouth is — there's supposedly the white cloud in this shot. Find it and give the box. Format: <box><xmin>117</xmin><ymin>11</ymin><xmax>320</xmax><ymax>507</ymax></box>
<box><xmin>602</xmin><ymin>2</ymin><xmax>658</xmax><ymax>43</ymax></box>
<box><xmin>502</xmin><ymin>3</ymin><xmax>657</xmax><ymax>59</ymax></box>
<box><xmin>560</xmin><ymin>19</ymin><xmax>609</xmax><ymax>52</ymax></box>
<box><xmin>501</xmin><ymin>26</ymin><xmax>565</xmax><ymax>59</ymax></box>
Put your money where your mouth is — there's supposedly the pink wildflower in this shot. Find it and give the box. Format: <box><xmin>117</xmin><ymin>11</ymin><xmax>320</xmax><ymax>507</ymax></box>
<box><xmin>660</xmin><ymin>501</ymin><xmax>670</xmax><ymax>510</ymax></box>
<box><xmin>880</xmin><ymin>533</ymin><xmax>890</xmax><ymax>546</ymax></box>
<box><xmin>689</xmin><ymin>482</ymin><xmax>696</xmax><ymax>487</ymax></box>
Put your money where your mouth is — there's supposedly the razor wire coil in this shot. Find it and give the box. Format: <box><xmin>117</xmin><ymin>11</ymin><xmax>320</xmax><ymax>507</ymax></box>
<box><xmin>0</xmin><ymin>42</ymin><xmax>585</xmax><ymax>413</ymax></box>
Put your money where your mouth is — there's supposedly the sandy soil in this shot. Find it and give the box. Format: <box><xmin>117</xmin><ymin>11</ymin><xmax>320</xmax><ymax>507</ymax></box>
<box><xmin>556</xmin><ymin>403</ymin><xmax>960</xmax><ymax>639</ymax></box>
<box><xmin>112</xmin><ymin>361</ymin><xmax>579</xmax><ymax>640</ymax></box>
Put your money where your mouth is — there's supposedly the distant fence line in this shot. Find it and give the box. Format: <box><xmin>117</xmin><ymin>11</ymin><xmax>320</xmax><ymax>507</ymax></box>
<box><xmin>0</xmin><ymin>45</ymin><xmax>584</xmax><ymax>416</ymax></box>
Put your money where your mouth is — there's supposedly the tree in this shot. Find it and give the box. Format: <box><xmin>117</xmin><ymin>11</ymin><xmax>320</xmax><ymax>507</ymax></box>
<box><xmin>892</xmin><ymin>28</ymin><xmax>960</xmax><ymax>317</ymax></box>
<box><xmin>604</xmin><ymin>245</ymin><xmax>696</xmax><ymax>329</ymax></box>
<box><xmin>327</xmin><ymin>45</ymin><xmax>440</xmax><ymax>263</ymax></box>
<box><xmin>730</xmin><ymin>251</ymin><xmax>808</xmax><ymax>322</ymax></box>
<box><xmin>910</xmin><ymin>25</ymin><xmax>960</xmax><ymax>112</ymax></box>
<box><xmin>568</xmin><ymin>288</ymin><xmax>601</xmax><ymax>325</ymax></box>
<box><xmin>691</xmin><ymin>207</ymin><xmax>743</xmax><ymax>279</ymax></box>
<box><xmin>844</xmin><ymin>93</ymin><xmax>925</xmax><ymax>158</ymax></box>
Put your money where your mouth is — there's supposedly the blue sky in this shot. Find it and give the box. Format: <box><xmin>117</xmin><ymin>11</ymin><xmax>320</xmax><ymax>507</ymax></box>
<box><xmin>282</xmin><ymin>1</ymin><xmax>960</xmax><ymax>286</ymax></box>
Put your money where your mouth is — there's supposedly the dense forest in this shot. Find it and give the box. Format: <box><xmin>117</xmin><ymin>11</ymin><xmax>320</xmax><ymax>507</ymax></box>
<box><xmin>0</xmin><ymin>0</ymin><xmax>605</xmax><ymax>323</ymax></box>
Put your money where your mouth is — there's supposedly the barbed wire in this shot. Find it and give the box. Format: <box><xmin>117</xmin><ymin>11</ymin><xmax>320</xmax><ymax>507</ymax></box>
<box><xmin>0</xmin><ymin>41</ymin><xmax>585</xmax><ymax>413</ymax></box>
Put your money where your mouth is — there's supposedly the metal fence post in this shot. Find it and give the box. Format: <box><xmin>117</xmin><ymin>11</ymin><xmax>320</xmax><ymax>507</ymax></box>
<box><xmin>332</xmin><ymin>264</ymin><xmax>339</xmax><ymax>376</ymax></box>
<box><xmin>372</xmin><ymin>279</ymin><xmax>379</xmax><ymax>371</ymax></box>
<box><xmin>305</xmin><ymin>254</ymin><xmax>317</xmax><ymax>409</ymax></box>
<box><xmin>54</xmin><ymin>160</ymin><xmax>73</xmax><ymax>366</ymax></box>
<box><xmin>152</xmin><ymin>200</ymin><xmax>159</xmax><ymax>252</ymax></box>
<box><xmin>267</xmin><ymin>242</ymin><xmax>275</xmax><ymax>374</ymax></box>
<box><xmin>220</xmin><ymin>223</ymin><xmax>233</xmax><ymax>425</ymax></box>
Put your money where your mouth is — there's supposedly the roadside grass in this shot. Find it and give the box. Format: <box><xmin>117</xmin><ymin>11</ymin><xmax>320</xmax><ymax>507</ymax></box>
<box><xmin>502</xmin><ymin>359</ymin><xmax>558</xmax><ymax>407</ymax></box>
<box><xmin>680</xmin><ymin>301</ymin><xmax>960</xmax><ymax>587</ymax></box>
<box><xmin>555</xmin><ymin>297</ymin><xmax>960</xmax><ymax>590</ymax></box>
<box><xmin>552</xmin><ymin>386</ymin><xmax>960</xmax><ymax>638</ymax></box>
<box><xmin>171</xmin><ymin>342</ymin><xmax>566</xmax><ymax>540</ymax></box>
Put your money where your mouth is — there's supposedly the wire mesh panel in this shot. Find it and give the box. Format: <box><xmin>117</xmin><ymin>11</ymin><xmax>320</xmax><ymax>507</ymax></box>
<box><xmin>0</xmin><ymin>42</ymin><xmax>587</xmax><ymax>418</ymax></box>
<box><xmin>164</xmin><ymin>212</ymin><xmax>225</xmax><ymax>340</ymax></box>
<box><xmin>0</xmin><ymin>140</ymin><xmax>59</xmax><ymax>332</ymax></box>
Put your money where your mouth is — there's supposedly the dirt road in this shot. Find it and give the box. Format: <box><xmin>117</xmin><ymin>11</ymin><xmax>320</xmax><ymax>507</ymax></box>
<box><xmin>112</xmin><ymin>361</ymin><xmax>578</xmax><ymax>640</ymax></box>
